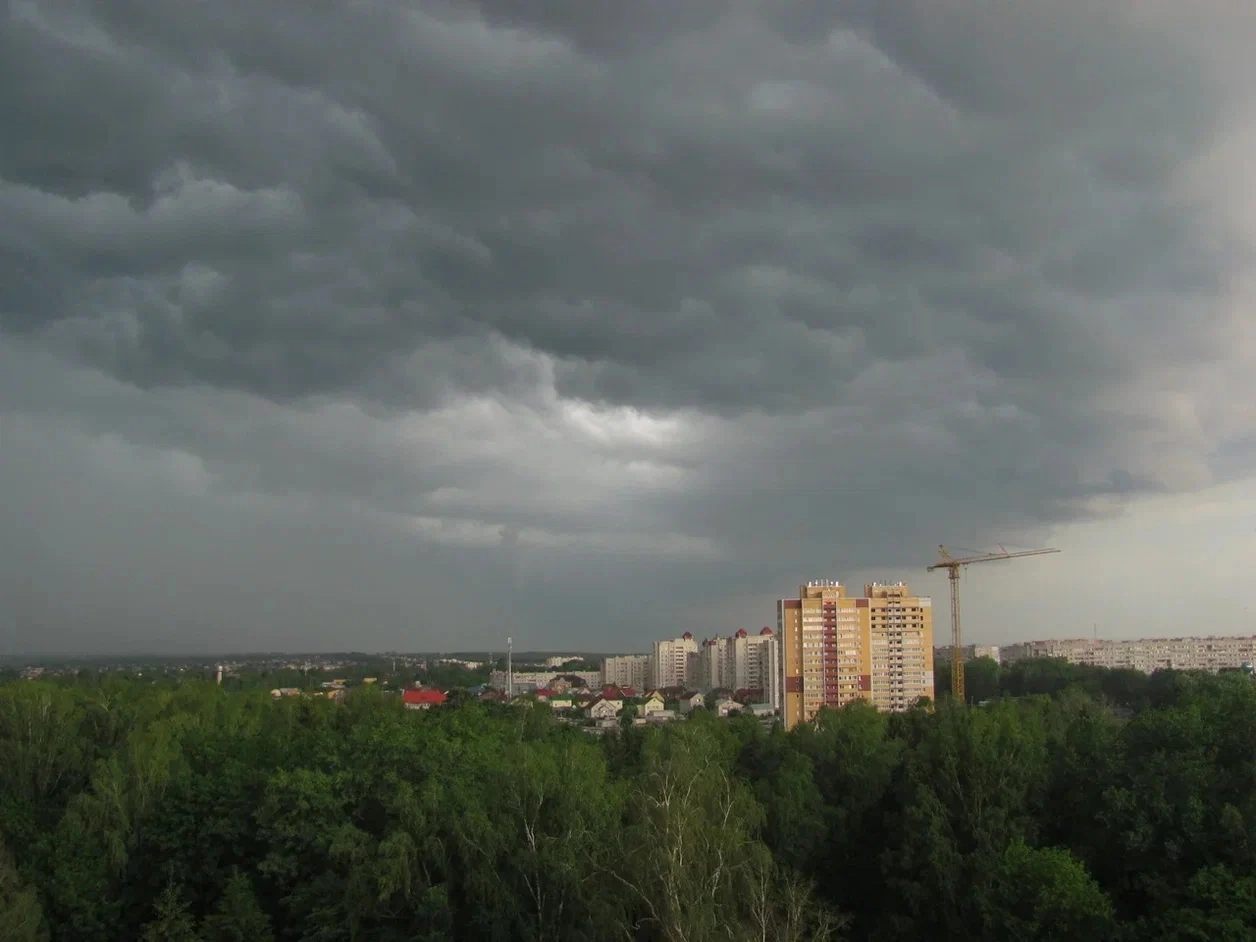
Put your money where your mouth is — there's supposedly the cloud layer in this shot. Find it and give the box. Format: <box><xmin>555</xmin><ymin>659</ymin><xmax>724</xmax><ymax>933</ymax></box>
<box><xmin>2</xmin><ymin>0</ymin><xmax>1254</xmax><ymax>653</ymax></box>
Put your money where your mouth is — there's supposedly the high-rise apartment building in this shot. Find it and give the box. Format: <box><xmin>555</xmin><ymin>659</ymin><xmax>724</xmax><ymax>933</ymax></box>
<box><xmin>652</xmin><ymin>633</ymin><xmax>699</xmax><ymax>690</ymax></box>
<box><xmin>778</xmin><ymin>580</ymin><xmax>934</xmax><ymax>729</ymax></box>
<box><xmin>697</xmin><ymin>636</ymin><xmax>731</xmax><ymax>691</ymax></box>
<box><xmin>731</xmin><ymin>628</ymin><xmax>780</xmax><ymax>706</ymax></box>
<box><xmin>601</xmin><ymin>654</ymin><xmax>653</xmax><ymax>690</ymax></box>
<box><xmin>695</xmin><ymin>628</ymin><xmax>781</xmax><ymax>708</ymax></box>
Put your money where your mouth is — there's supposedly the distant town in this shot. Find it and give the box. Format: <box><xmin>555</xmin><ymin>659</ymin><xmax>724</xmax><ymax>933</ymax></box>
<box><xmin>6</xmin><ymin>579</ymin><xmax>1256</xmax><ymax>733</ymax></box>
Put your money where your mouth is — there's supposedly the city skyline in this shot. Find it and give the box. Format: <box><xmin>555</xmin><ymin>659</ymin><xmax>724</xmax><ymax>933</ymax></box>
<box><xmin>4</xmin><ymin>2</ymin><xmax>1256</xmax><ymax>654</ymax></box>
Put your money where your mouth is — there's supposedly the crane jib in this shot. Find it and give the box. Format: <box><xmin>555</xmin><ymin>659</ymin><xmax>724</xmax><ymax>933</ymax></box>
<box><xmin>926</xmin><ymin>545</ymin><xmax>1060</xmax><ymax>703</ymax></box>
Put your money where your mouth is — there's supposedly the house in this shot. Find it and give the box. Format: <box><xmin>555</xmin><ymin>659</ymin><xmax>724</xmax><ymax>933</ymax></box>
<box><xmin>746</xmin><ymin>703</ymin><xmax>776</xmax><ymax>719</ymax></box>
<box><xmin>639</xmin><ymin>691</ymin><xmax>666</xmax><ymax>716</ymax></box>
<box><xmin>587</xmin><ymin>696</ymin><xmax>622</xmax><ymax>720</ymax></box>
<box><xmin>678</xmin><ymin>692</ymin><xmax>705</xmax><ymax>714</ymax></box>
<box><xmin>402</xmin><ymin>688</ymin><xmax>448</xmax><ymax>710</ymax></box>
<box><xmin>571</xmin><ymin>691</ymin><xmax>598</xmax><ymax>710</ymax></box>
<box><xmin>713</xmin><ymin>698</ymin><xmax>743</xmax><ymax>718</ymax></box>
<box><xmin>551</xmin><ymin>674</ymin><xmax>595</xmax><ymax>694</ymax></box>
<box><xmin>548</xmin><ymin>695</ymin><xmax>575</xmax><ymax>711</ymax></box>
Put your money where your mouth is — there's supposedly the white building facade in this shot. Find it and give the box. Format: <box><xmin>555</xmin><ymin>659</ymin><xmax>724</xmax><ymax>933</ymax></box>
<box><xmin>1001</xmin><ymin>636</ymin><xmax>1256</xmax><ymax>673</ymax></box>
<box><xmin>601</xmin><ymin>654</ymin><xmax>653</xmax><ymax>691</ymax></box>
<box><xmin>490</xmin><ymin>669</ymin><xmax>600</xmax><ymax>692</ymax></box>
<box><xmin>693</xmin><ymin>628</ymin><xmax>781</xmax><ymax>710</ymax></box>
<box><xmin>652</xmin><ymin>634</ymin><xmax>700</xmax><ymax>690</ymax></box>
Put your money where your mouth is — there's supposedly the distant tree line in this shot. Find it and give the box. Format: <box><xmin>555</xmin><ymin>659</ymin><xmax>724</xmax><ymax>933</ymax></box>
<box><xmin>935</xmin><ymin>654</ymin><xmax>1160</xmax><ymax>708</ymax></box>
<box><xmin>2</xmin><ymin>659</ymin><xmax>1255</xmax><ymax>940</ymax></box>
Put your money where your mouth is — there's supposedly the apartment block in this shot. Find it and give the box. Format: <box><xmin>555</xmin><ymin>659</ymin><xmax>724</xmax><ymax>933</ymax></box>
<box><xmin>698</xmin><ymin>636</ymin><xmax>732</xmax><ymax>691</ymax></box>
<box><xmin>778</xmin><ymin>580</ymin><xmax>934</xmax><ymax>729</ymax></box>
<box><xmin>732</xmin><ymin>628</ymin><xmax>780</xmax><ymax>708</ymax></box>
<box><xmin>1001</xmin><ymin>636</ymin><xmax>1256</xmax><ymax>674</ymax></box>
<box><xmin>696</xmin><ymin>628</ymin><xmax>781</xmax><ymax>708</ymax></box>
<box><xmin>652</xmin><ymin>634</ymin><xmax>700</xmax><ymax>690</ymax></box>
<box><xmin>935</xmin><ymin>644</ymin><xmax>1001</xmax><ymax>664</ymax></box>
<box><xmin>601</xmin><ymin>654</ymin><xmax>653</xmax><ymax>690</ymax></box>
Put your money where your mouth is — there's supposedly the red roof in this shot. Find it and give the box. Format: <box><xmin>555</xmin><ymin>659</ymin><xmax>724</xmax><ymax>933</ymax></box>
<box><xmin>403</xmin><ymin>688</ymin><xmax>447</xmax><ymax>706</ymax></box>
<box><xmin>760</xmin><ymin>626</ymin><xmax>773</xmax><ymax>635</ymax></box>
<box><xmin>735</xmin><ymin>628</ymin><xmax>748</xmax><ymax>638</ymax></box>
<box><xmin>682</xmin><ymin>632</ymin><xmax>694</xmax><ymax>640</ymax></box>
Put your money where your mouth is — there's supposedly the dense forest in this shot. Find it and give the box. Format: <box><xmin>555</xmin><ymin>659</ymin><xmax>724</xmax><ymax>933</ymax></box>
<box><xmin>2</xmin><ymin>660</ymin><xmax>1255</xmax><ymax>941</ymax></box>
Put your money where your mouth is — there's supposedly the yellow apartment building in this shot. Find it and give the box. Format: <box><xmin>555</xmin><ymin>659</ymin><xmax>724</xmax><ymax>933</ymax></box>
<box><xmin>778</xmin><ymin>580</ymin><xmax>934</xmax><ymax>729</ymax></box>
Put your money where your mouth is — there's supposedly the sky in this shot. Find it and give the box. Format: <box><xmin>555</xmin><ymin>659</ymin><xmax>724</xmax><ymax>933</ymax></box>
<box><xmin>3</xmin><ymin>0</ymin><xmax>1256</xmax><ymax>656</ymax></box>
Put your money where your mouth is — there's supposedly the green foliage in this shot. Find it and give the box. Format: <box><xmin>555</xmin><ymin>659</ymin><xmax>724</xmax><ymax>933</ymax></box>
<box><xmin>139</xmin><ymin>885</ymin><xmax>197</xmax><ymax>942</ymax></box>
<box><xmin>0</xmin><ymin>843</ymin><xmax>48</xmax><ymax>942</ymax></box>
<box><xmin>4</xmin><ymin>665</ymin><xmax>1256</xmax><ymax>941</ymax></box>
<box><xmin>984</xmin><ymin>840</ymin><xmax>1114</xmax><ymax>940</ymax></box>
<box><xmin>199</xmin><ymin>871</ymin><xmax>274</xmax><ymax>942</ymax></box>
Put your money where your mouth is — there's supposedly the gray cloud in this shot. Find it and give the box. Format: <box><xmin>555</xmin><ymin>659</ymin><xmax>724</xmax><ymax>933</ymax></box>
<box><xmin>1</xmin><ymin>0</ymin><xmax>1254</xmax><ymax>653</ymax></box>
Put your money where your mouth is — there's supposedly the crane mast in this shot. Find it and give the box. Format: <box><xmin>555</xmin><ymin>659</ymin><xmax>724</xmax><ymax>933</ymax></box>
<box><xmin>927</xmin><ymin>544</ymin><xmax>1060</xmax><ymax>701</ymax></box>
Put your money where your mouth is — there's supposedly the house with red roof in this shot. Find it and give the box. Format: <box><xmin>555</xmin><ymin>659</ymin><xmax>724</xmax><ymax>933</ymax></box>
<box><xmin>402</xmin><ymin>688</ymin><xmax>448</xmax><ymax>710</ymax></box>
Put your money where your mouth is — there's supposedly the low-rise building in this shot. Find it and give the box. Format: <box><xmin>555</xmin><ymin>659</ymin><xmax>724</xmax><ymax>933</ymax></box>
<box><xmin>490</xmin><ymin>669</ymin><xmax>600</xmax><ymax>690</ymax></box>
<box><xmin>402</xmin><ymin>688</ymin><xmax>448</xmax><ymax>710</ymax></box>
<box><xmin>678</xmin><ymin>692</ymin><xmax>705</xmax><ymax>714</ymax></box>
<box><xmin>587</xmin><ymin>696</ymin><xmax>623</xmax><ymax>720</ymax></box>
<box><xmin>639</xmin><ymin>691</ymin><xmax>666</xmax><ymax>716</ymax></box>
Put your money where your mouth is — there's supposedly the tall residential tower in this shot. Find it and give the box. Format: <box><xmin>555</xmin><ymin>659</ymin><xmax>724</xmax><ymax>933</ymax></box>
<box><xmin>651</xmin><ymin>633</ymin><xmax>699</xmax><ymax>690</ymax></box>
<box><xmin>778</xmin><ymin>580</ymin><xmax>934</xmax><ymax>729</ymax></box>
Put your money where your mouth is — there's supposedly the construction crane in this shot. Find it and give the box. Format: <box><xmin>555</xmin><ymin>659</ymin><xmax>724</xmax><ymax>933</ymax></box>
<box><xmin>927</xmin><ymin>544</ymin><xmax>1060</xmax><ymax>701</ymax></box>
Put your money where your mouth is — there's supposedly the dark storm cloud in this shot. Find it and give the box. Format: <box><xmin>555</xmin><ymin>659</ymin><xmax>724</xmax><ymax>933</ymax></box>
<box><xmin>3</xmin><ymin>0</ymin><xmax>1238</xmax><ymax>412</ymax></box>
<box><xmin>1</xmin><ymin>0</ymin><xmax>1253</xmax><ymax>651</ymax></box>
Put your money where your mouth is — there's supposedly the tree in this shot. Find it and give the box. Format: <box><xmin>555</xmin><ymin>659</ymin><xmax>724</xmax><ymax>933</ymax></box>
<box><xmin>982</xmin><ymin>840</ymin><xmax>1114</xmax><ymax>940</ymax></box>
<box><xmin>1146</xmin><ymin>866</ymin><xmax>1256</xmax><ymax>942</ymax></box>
<box><xmin>9</xmin><ymin>661</ymin><xmax>1256</xmax><ymax>942</ymax></box>
<box><xmin>620</xmin><ymin>703</ymin><xmax>639</xmax><ymax>728</ymax></box>
<box><xmin>0</xmin><ymin>844</ymin><xmax>48</xmax><ymax>942</ymax></box>
<box><xmin>965</xmin><ymin>657</ymin><xmax>1001</xmax><ymax>703</ymax></box>
<box><xmin>200</xmin><ymin>871</ymin><xmax>274</xmax><ymax>942</ymax></box>
<box><xmin>139</xmin><ymin>885</ymin><xmax>198</xmax><ymax>942</ymax></box>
